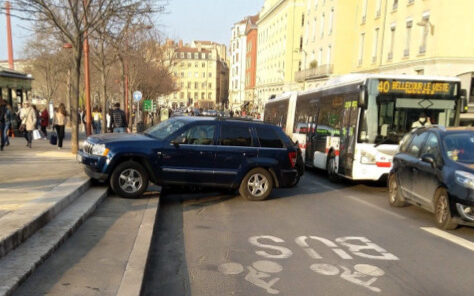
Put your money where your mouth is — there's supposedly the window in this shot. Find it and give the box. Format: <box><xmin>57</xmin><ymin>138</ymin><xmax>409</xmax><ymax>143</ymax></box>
<box><xmin>187</xmin><ymin>82</ymin><xmax>192</xmax><ymax>89</ymax></box>
<box><xmin>359</xmin><ymin>33</ymin><xmax>365</xmax><ymax>65</ymax></box>
<box><xmin>318</xmin><ymin>48</ymin><xmax>323</xmax><ymax>65</ymax></box>
<box><xmin>175</xmin><ymin>124</ymin><xmax>216</xmax><ymax>145</ymax></box>
<box><xmin>327</xmin><ymin>45</ymin><xmax>332</xmax><ymax>64</ymax></box>
<box><xmin>202</xmin><ymin>92</ymin><xmax>205</xmax><ymax>100</ymax></box>
<box><xmin>257</xmin><ymin>127</ymin><xmax>284</xmax><ymax>148</ymax></box>
<box><xmin>376</xmin><ymin>0</ymin><xmax>382</xmax><ymax>17</ymax></box>
<box><xmin>209</xmin><ymin>72</ymin><xmax>212</xmax><ymax>78</ymax></box>
<box><xmin>202</xmin><ymin>62</ymin><xmax>206</xmax><ymax>67</ymax></box>
<box><xmin>407</xmin><ymin>132</ymin><xmax>428</xmax><ymax>157</ymax></box>
<box><xmin>194</xmin><ymin>92</ymin><xmax>198</xmax><ymax>99</ymax></box>
<box><xmin>420</xmin><ymin>133</ymin><xmax>442</xmax><ymax>165</ymax></box>
<box><xmin>202</xmin><ymin>82</ymin><xmax>206</xmax><ymax>88</ymax></box>
<box><xmin>208</xmin><ymin>92</ymin><xmax>212</xmax><ymax>99</ymax></box>
<box><xmin>393</xmin><ymin>0</ymin><xmax>398</xmax><ymax>10</ymax></box>
<box><xmin>209</xmin><ymin>83</ymin><xmax>212</xmax><ymax>88</ymax></box>
<box><xmin>302</xmin><ymin>13</ymin><xmax>305</xmax><ymax>27</ymax></box>
<box><xmin>312</xmin><ymin>17</ymin><xmax>317</xmax><ymax>41</ymax></box>
<box><xmin>419</xmin><ymin>13</ymin><xmax>430</xmax><ymax>54</ymax></box>
<box><xmin>388</xmin><ymin>25</ymin><xmax>396</xmax><ymax>60</ymax></box>
<box><xmin>320</xmin><ymin>13</ymin><xmax>325</xmax><ymax>38</ymax></box>
<box><xmin>180</xmin><ymin>92</ymin><xmax>184</xmax><ymax>99</ymax></box>
<box><xmin>372</xmin><ymin>28</ymin><xmax>379</xmax><ymax>63</ymax></box>
<box><xmin>220</xmin><ymin>125</ymin><xmax>252</xmax><ymax>147</ymax></box>
<box><xmin>195</xmin><ymin>82</ymin><xmax>199</xmax><ymax>89</ymax></box>
<box><xmin>329</xmin><ymin>8</ymin><xmax>334</xmax><ymax>35</ymax></box>
<box><xmin>405</xmin><ymin>20</ymin><xmax>413</xmax><ymax>57</ymax></box>
<box><xmin>195</xmin><ymin>72</ymin><xmax>199</xmax><ymax>78</ymax></box>
<box><xmin>203</xmin><ymin>72</ymin><xmax>206</xmax><ymax>78</ymax></box>
<box><xmin>362</xmin><ymin>0</ymin><xmax>368</xmax><ymax>22</ymax></box>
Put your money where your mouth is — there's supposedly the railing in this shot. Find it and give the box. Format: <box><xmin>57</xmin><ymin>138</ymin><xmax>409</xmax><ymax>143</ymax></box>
<box><xmin>295</xmin><ymin>64</ymin><xmax>333</xmax><ymax>82</ymax></box>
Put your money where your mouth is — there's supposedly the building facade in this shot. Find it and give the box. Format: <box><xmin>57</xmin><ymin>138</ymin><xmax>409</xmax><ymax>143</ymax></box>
<box><xmin>245</xmin><ymin>15</ymin><xmax>259</xmax><ymax>111</ymax></box>
<box><xmin>296</xmin><ymin>0</ymin><xmax>358</xmax><ymax>89</ymax></box>
<box><xmin>255</xmin><ymin>0</ymin><xmax>305</xmax><ymax>108</ymax></box>
<box><xmin>163</xmin><ymin>40</ymin><xmax>229</xmax><ymax>110</ymax></box>
<box><xmin>229</xmin><ymin>19</ymin><xmax>249</xmax><ymax>110</ymax></box>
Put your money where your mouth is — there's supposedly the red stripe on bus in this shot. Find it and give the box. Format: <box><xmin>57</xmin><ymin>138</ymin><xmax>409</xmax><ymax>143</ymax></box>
<box><xmin>376</xmin><ymin>162</ymin><xmax>392</xmax><ymax>168</ymax></box>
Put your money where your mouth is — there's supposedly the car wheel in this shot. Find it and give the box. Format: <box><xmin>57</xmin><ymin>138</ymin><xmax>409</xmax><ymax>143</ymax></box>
<box><xmin>110</xmin><ymin>161</ymin><xmax>149</xmax><ymax>198</ymax></box>
<box><xmin>434</xmin><ymin>188</ymin><xmax>458</xmax><ymax>230</ymax></box>
<box><xmin>327</xmin><ymin>153</ymin><xmax>340</xmax><ymax>182</ymax></box>
<box><xmin>388</xmin><ymin>174</ymin><xmax>408</xmax><ymax>207</ymax></box>
<box><xmin>239</xmin><ymin>168</ymin><xmax>273</xmax><ymax>201</ymax></box>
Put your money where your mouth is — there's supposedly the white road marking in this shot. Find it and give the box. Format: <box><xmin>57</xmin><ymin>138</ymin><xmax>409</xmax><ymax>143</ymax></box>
<box><xmin>219</xmin><ymin>262</ymin><xmax>244</xmax><ymax>275</ymax></box>
<box><xmin>252</xmin><ymin>260</ymin><xmax>283</xmax><ymax>273</ymax></box>
<box><xmin>420</xmin><ymin>227</ymin><xmax>474</xmax><ymax>252</ymax></box>
<box><xmin>310</xmin><ymin>180</ymin><xmax>406</xmax><ymax>220</ymax></box>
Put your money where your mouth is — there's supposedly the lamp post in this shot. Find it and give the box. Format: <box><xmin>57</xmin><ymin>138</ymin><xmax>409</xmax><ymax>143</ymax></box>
<box><xmin>83</xmin><ymin>0</ymin><xmax>92</xmax><ymax>136</ymax></box>
<box><xmin>5</xmin><ymin>1</ymin><xmax>14</xmax><ymax>70</ymax></box>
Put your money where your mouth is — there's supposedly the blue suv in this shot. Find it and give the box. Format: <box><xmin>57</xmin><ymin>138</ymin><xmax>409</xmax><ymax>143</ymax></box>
<box><xmin>77</xmin><ymin>117</ymin><xmax>303</xmax><ymax>200</ymax></box>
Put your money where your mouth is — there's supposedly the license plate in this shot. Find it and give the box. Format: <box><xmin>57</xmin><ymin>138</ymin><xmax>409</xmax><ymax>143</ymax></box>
<box><xmin>76</xmin><ymin>154</ymin><xmax>82</xmax><ymax>163</ymax></box>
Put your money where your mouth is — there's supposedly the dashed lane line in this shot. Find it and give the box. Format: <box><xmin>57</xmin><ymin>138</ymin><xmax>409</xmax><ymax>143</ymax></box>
<box><xmin>420</xmin><ymin>227</ymin><xmax>474</xmax><ymax>252</ymax></box>
<box><xmin>310</xmin><ymin>180</ymin><xmax>406</xmax><ymax>220</ymax></box>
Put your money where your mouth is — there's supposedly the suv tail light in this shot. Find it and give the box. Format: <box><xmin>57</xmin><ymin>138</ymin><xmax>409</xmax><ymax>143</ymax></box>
<box><xmin>288</xmin><ymin>151</ymin><xmax>297</xmax><ymax>168</ymax></box>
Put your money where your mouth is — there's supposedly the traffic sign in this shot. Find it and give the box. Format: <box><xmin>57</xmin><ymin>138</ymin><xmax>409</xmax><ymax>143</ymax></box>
<box><xmin>143</xmin><ymin>100</ymin><xmax>152</xmax><ymax>112</ymax></box>
<box><xmin>133</xmin><ymin>90</ymin><xmax>143</xmax><ymax>102</ymax></box>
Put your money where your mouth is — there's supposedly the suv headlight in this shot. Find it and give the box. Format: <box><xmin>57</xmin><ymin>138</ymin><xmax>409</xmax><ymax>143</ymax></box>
<box><xmin>92</xmin><ymin>144</ymin><xmax>110</xmax><ymax>156</ymax></box>
<box><xmin>455</xmin><ymin>171</ymin><xmax>474</xmax><ymax>190</ymax></box>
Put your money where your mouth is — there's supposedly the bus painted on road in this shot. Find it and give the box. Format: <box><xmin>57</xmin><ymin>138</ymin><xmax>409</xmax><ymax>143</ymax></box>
<box><xmin>264</xmin><ymin>74</ymin><xmax>463</xmax><ymax>181</ymax></box>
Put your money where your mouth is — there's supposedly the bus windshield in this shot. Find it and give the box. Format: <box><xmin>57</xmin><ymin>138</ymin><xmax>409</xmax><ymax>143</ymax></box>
<box><xmin>264</xmin><ymin>98</ymin><xmax>289</xmax><ymax>130</ymax></box>
<box><xmin>359</xmin><ymin>79</ymin><xmax>459</xmax><ymax>145</ymax></box>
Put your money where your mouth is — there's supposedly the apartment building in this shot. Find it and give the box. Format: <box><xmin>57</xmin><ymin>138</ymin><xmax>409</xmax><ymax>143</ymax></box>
<box><xmin>255</xmin><ymin>0</ymin><xmax>305</xmax><ymax>106</ymax></box>
<box><xmin>163</xmin><ymin>40</ymin><xmax>229</xmax><ymax>109</ymax></box>
<box><xmin>229</xmin><ymin>18</ymin><xmax>249</xmax><ymax>110</ymax></box>
<box><xmin>296</xmin><ymin>0</ymin><xmax>358</xmax><ymax>89</ymax></box>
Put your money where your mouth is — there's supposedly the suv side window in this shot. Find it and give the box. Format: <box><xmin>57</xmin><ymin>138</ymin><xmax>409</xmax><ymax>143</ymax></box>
<box><xmin>220</xmin><ymin>125</ymin><xmax>253</xmax><ymax>147</ymax></box>
<box><xmin>399</xmin><ymin>133</ymin><xmax>414</xmax><ymax>153</ymax></box>
<box><xmin>256</xmin><ymin>127</ymin><xmax>284</xmax><ymax>148</ymax></box>
<box><xmin>420</xmin><ymin>133</ymin><xmax>442</xmax><ymax>164</ymax></box>
<box><xmin>174</xmin><ymin>124</ymin><xmax>216</xmax><ymax>145</ymax></box>
<box><xmin>407</xmin><ymin>132</ymin><xmax>428</xmax><ymax>157</ymax></box>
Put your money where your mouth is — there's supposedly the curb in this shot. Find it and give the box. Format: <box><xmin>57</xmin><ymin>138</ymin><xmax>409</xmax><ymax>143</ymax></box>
<box><xmin>0</xmin><ymin>175</ymin><xmax>90</xmax><ymax>259</ymax></box>
<box><xmin>116</xmin><ymin>196</ymin><xmax>160</xmax><ymax>296</ymax></box>
<box><xmin>0</xmin><ymin>186</ymin><xmax>108</xmax><ymax>296</ymax></box>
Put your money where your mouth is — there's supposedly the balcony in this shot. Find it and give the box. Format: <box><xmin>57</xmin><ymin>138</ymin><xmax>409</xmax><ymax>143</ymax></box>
<box><xmin>295</xmin><ymin>64</ymin><xmax>334</xmax><ymax>82</ymax></box>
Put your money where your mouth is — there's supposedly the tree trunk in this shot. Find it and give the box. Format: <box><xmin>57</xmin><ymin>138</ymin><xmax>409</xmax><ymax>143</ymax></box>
<box><xmin>70</xmin><ymin>47</ymin><xmax>83</xmax><ymax>154</ymax></box>
<box><xmin>101</xmin><ymin>66</ymin><xmax>107</xmax><ymax>133</ymax></box>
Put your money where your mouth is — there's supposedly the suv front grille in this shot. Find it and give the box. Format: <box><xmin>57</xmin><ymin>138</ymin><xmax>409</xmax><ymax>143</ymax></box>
<box><xmin>83</xmin><ymin>141</ymin><xmax>93</xmax><ymax>154</ymax></box>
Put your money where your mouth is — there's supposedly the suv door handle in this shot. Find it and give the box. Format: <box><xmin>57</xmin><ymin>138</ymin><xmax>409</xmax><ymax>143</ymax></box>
<box><xmin>157</xmin><ymin>151</ymin><xmax>162</xmax><ymax>156</ymax></box>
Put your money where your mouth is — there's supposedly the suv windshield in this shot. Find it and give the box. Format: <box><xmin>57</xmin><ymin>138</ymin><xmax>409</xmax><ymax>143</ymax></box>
<box><xmin>444</xmin><ymin>132</ymin><xmax>474</xmax><ymax>164</ymax></box>
<box><xmin>144</xmin><ymin>118</ymin><xmax>186</xmax><ymax>140</ymax></box>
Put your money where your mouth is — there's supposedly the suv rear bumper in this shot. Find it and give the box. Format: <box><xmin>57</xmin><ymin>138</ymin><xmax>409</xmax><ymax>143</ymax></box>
<box><xmin>280</xmin><ymin>169</ymin><xmax>299</xmax><ymax>187</ymax></box>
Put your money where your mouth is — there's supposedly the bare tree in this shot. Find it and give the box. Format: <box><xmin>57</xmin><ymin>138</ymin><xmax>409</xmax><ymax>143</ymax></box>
<box><xmin>4</xmin><ymin>0</ymin><xmax>165</xmax><ymax>153</ymax></box>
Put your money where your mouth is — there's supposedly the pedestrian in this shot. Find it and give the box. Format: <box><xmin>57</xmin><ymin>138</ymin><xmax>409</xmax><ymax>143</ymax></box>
<box><xmin>3</xmin><ymin>104</ymin><xmax>14</xmax><ymax>147</ymax></box>
<box><xmin>40</xmin><ymin>106</ymin><xmax>49</xmax><ymax>138</ymax></box>
<box><xmin>54</xmin><ymin>103</ymin><xmax>67</xmax><ymax>150</ymax></box>
<box><xmin>0</xmin><ymin>99</ymin><xmax>7</xmax><ymax>151</ymax></box>
<box><xmin>106</xmin><ymin>111</ymin><xmax>111</xmax><ymax>133</ymax></box>
<box><xmin>110</xmin><ymin>103</ymin><xmax>129</xmax><ymax>133</ymax></box>
<box><xmin>20</xmin><ymin>101</ymin><xmax>37</xmax><ymax>148</ymax></box>
<box><xmin>92</xmin><ymin>106</ymin><xmax>102</xmax><ymax>134</ymax></box>
<box><xmin>32</xmin><ymin>105</ymin><xmax>40</xmax><ymax>130</ymax></box>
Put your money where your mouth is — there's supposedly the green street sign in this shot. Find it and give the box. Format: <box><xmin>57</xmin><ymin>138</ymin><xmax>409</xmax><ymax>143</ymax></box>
<box><xmin>143</xmin><ymin>99</ymin><xmax>152</xmax><ymax>112</ymax></box>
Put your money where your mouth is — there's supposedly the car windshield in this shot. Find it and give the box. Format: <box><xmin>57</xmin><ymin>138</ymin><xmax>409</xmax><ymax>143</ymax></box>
<box><xmin>443</xmin><ymin>132</ymin><xmax>474</xmax><ymax>164</ymax></box>
<box><xmin>144</xmin><ymin>118</ymin><xmax>186</xmax><ymax>140</ymax></box>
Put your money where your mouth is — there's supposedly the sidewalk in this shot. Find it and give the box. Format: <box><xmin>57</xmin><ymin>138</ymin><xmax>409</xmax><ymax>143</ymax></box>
<box><xmin>0</xmin><ymin>131</ymin><xmax>83</xmax><ymax>219</ymax></box>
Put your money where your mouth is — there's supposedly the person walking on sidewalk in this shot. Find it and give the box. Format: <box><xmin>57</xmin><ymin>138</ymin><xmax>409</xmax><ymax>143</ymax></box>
<box><xmin>54</xmin><ymin>103</ymin><xmax>68</xmax><ymax>150</ymax></box>
<box><xmin>110</xmin><ymin>103</ymin><xmax>129</xmax><ymax>133</ymax></box>
<box><xmin>92</xmin><ymin>106</ymin><xmax>102</xmax><ymax>134</ymax></box>
<box><xmin>40</xmin><ymin>107</ymin><xmax>49</xmax><ymax>138</ymax></box>
<box><xmin>3</xmin><ymin>104</ymin><xmax>14</xmax><ymax>147</ymax></box>
<box><xmin>0</xmin><ymin>99</ymin><xmax>7</xmax><ymax>151</ymax></box>
<box><xmin>20</xmin><ymin>101</ymin><xmax>37</xmax><ymax>148</ymax></box>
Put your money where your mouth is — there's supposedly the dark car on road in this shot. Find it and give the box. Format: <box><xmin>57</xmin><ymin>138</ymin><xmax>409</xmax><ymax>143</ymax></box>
<box><xmin>77</xmin><ymin>117</ymin><xmax>304</xmax><ymax>200</ymax></box>
<box><xmin>388</xmin><ymin>126</ymin><xmax>474</xmax><ymax>229</ymax></box>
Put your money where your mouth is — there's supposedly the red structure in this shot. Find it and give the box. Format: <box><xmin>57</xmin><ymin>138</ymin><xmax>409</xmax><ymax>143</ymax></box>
<box><xmin>83</xmin><ymin>0</ymin><xmax>92</xmax><ymax>136</ymax></box>
<box><xmin>5</xmin><ymin>1</ymin><xmax>14</xmax><ymax>70</ymax></box>
<box><xmin>245</xmin><ymin>15</ymin><xmax>259</xmax><ymax>92</ymax></box>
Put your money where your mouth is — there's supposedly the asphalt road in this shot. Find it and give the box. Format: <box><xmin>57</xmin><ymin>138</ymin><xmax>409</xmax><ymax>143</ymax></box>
<box><xmin>141</xmin><ymin>169</ymin><xmax>474</xmax><ymax>296</ymax></box>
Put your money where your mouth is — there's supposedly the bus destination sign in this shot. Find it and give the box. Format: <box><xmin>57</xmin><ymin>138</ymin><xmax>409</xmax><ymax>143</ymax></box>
<box><xmin>378</xmin><ymin>80</ymin><xmax>452</xmax><ymax>96</ymax></box>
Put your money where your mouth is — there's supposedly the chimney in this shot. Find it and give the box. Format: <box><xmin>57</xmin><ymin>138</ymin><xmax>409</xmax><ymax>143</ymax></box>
<box><xmin>178</xmin><ymin>40</ymin><xmax>183</xmax><ymax>48</ymax></box>
<box><xmin>166</xmin><ymin>39</ymin><xmax>174</xmax><ymax>47</ymax></box>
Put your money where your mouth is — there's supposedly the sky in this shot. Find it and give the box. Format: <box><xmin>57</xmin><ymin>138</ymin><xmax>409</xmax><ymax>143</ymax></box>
<box><xmin>0</xmin><ymin>0</ymin><xmax>264</xmax><ymax>61</ymax></box>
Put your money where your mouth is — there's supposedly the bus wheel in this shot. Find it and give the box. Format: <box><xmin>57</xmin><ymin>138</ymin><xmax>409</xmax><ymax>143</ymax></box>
<box><xmin>327</xmin><ymin>153</ymin><xmax>340</xmax><ymax>182</ymax></box>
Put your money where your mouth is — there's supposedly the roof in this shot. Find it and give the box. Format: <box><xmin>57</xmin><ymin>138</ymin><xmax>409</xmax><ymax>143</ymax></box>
<box><xmin>0</xmin><ymin>66</ymin><xmax>32</xmax><ymax>80</ymax></box>
<box><xmin>299</xmin><ymin>73</ymin><xmax>461</xmax><ymax>96</ymax></box>
<box><xmin>175</xmin><ymin>47</ymin><xmax>210</xmax><ymax>54</ymax></box>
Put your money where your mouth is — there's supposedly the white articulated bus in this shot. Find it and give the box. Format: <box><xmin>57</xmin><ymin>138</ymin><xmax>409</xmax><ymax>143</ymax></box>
<box><xmin>264</xmin><ymin>74</ymin><xmax>464</xmax><ymax>181</ymax></box>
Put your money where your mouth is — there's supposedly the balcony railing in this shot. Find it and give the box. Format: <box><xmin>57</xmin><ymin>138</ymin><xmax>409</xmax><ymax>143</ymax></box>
<box><xmin>295</xmin><ymin>64</ymin><xmax>334</xmax><ymax>82</ymax></box>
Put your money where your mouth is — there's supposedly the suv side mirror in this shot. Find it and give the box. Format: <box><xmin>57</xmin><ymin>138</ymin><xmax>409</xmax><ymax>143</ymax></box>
<box><xmin>421</xmin><ymin>153</ymin><xmax>436</xmax><ymax>168</ymax></box>
<box><xmin>170</xmin><ymin>139</ymin><xmax>181</xmax><ymax>148</ymax></box>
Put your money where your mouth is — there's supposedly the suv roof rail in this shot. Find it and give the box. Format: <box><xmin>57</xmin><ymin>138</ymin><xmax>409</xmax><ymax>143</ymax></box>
<box><xmin>215</xmin><ymin>116</ymin><xmax>262</xmax><ymax>123</ymax></box>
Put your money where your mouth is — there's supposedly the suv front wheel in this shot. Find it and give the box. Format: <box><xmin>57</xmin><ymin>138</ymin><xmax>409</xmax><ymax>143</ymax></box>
<box><xmin>110</xmin><ymin>161</ymin><xmax>149</xmax><ymax>198</ymax></box>
<box><xmin>239</xmin><ymin>168</ymin><xmax>273</xmax><ymax>201</ymax></box>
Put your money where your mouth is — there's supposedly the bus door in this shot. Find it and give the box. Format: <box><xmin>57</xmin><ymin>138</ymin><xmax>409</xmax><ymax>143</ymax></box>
<box><xmin>338</xmin><ymin>99</ymin><xmax>359</xmax><ymax>177</ymax></box>
<box><xmin>305</xmin><ymin>113</ymin><xmax>319</xmax><ymax>166</ymax></box>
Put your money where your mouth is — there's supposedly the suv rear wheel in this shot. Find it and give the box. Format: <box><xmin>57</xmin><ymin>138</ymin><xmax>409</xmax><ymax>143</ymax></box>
<box><xmin>239</xmin><ymin>168</ymin><xmax>273</xmax><ymax>201</ymax></box>
<box><xmin>110</xmin><ymin>161</ymin><xmax>149</xmax><ymax>198</ymax></box>
<box><xmin>434</xmin><ymin>188</ymin><xmax>458</xmax><ymax>230</ymax></box>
